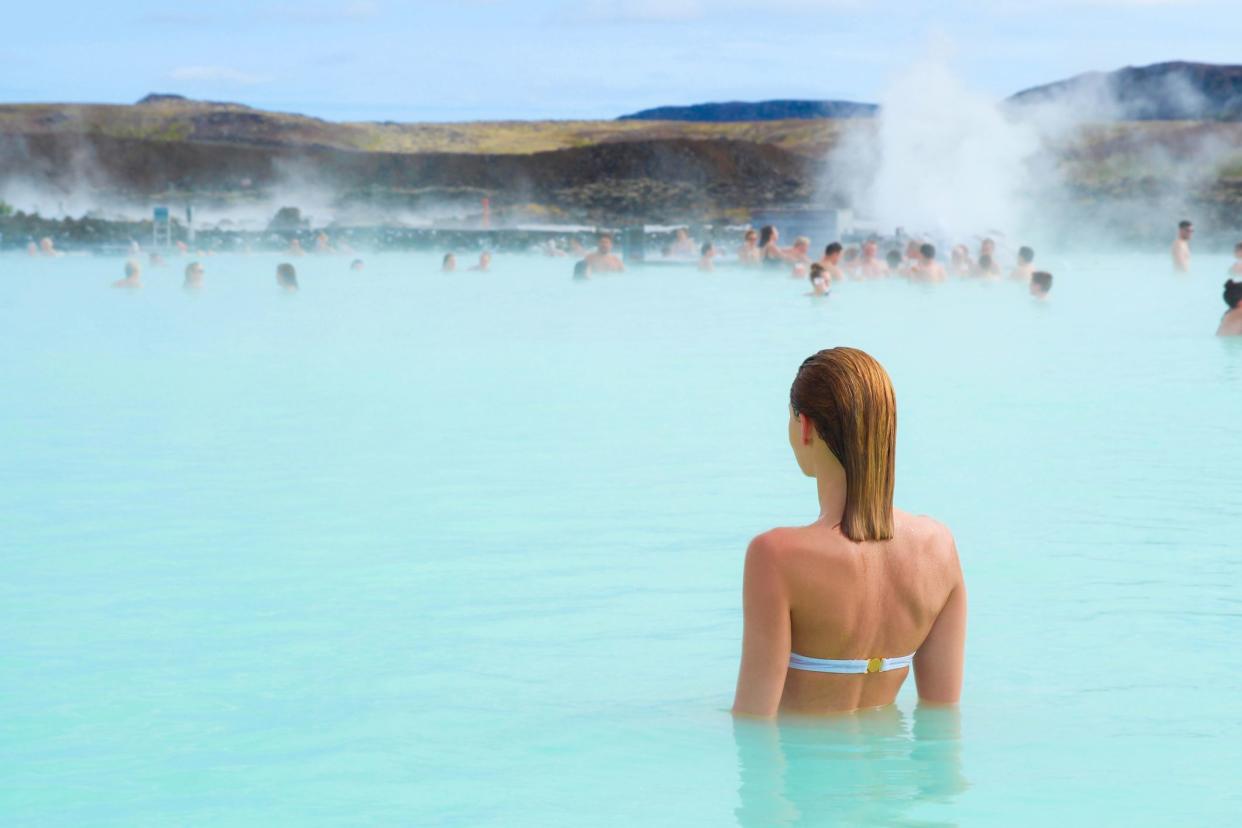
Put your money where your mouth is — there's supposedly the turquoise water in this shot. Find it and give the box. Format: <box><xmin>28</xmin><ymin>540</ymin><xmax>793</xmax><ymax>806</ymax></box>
<box><xmin>2</xmin><ymin>252</ymin><xmax>1240</xmax><ymax>825</ymax></box>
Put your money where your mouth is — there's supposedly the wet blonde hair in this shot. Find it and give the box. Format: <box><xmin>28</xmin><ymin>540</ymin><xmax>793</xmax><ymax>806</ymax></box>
<box><xmin>790</xmin><ymin>347</ymin><xmax>896</xmax><ymax>542</ymax></box>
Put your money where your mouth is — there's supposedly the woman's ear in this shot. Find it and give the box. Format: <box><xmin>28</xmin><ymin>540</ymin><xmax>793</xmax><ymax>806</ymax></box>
<box><xmin>801</xmin><ymin>414</ymin><xmax>814</xmax><ymax>446</ymax></box>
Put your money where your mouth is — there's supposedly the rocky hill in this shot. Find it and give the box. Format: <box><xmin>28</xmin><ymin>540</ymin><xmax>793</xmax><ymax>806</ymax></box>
<box><xmin>618</xmin><ymin>100</ymin><xmax>877</xmax><ymax>122</ymax></box>
<box><xmin>1009</xmin><ymin>61</ymin><xmax>1242</xmax><ymax>120</ymax></box>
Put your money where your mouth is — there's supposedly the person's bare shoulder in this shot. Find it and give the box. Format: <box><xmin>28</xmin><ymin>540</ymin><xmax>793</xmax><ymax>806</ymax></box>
<box><xmin>895</xmin><ymin>510</ymin><xmax>958</xmax><ymax>563</ymax></box>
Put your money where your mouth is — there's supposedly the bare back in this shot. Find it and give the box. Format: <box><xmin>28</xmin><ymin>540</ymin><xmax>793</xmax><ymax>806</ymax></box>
<box><xmin>734</xmin><ymin>509</ymin><xmax>965</xmax><ymax>715</ymax></box>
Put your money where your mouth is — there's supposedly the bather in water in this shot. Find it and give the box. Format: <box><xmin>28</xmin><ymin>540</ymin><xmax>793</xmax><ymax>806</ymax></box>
<box><xmin>113</xmin><ymin>259</ymin><xmax>142</xmax><ymax>289</ymax></box>
<box><xmin>1218</xmin><ymin>280</ymin><xmax>1242</xmax><ymax>336</ymax></box>
<box><xmin>738</xmin><ymin>229</ymin><xmax>761</xmax><ymax>267</ymax></box>
<box><xmin>1011</xmin><ymin>246</ymin><xmax>1035</xmax><ymax>282</ymax></box>
<box><xmin>1029</xmin><ymin>270</ymin><xmax>1053</xmax><ymax>299</ymax></box>
<box><xmin>698</xmin><ymin>242</ymin><xmax>717</xmax><ymax>272</ymax></box>
<box><xmin>183</xmin><ymin>261</ymin><xmax>204</xmax><ymax>290</ymax></box>
<box><xmin>732</xmin><ymin>348</ymin><xmax>966</xmax><ymax>716</ymax></box>
<box><xmin>276</xmin><ymin>262</ymin><xmax>299</xmax><ymax>292</ymax></box>
<box><xmin>584</xmin><ymin>234</ymin><xmax>624</xmax><ymax>273</ymax></box>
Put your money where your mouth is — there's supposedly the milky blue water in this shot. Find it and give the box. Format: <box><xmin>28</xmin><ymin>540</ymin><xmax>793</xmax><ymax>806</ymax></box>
<box><xmin>2</xmin><ymin>251</ymin><xmax>1240</xmax><ymax>826</ymax></box>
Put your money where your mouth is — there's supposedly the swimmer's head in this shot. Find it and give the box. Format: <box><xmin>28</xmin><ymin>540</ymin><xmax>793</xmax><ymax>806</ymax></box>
<box><xmin>1224</xmin><ymin>279</ymin><xmax>1242</xmax><ymax>309</ymax></box>
<box><xmin>789</xmin><ymin>347</ymin><xmax>896</xmax><ymax>542</ymax></box>
<box><xmin>920</xmin><ymin>243</ymin><xmax>936</xmax><ymax>262</ymax></box>
<box><xmin>124</xmin><ymin>259</ymin><xmax>141</xmax><ymax>279</ymax></box>
<box><xmin>573</xmin><ymin>259</ymin><xmax>591</xmax><ymax>280</ymax></box>
<box><xmin>350</xmin><ymin>259</ymin><xmax>364</xmax><ymax>271</ymax></box>
<box><xmin>675</xmin><ymin>228</ymin><xmax>689</xmax><ymax>241</ymax></box>
<box><xmin>824</xmin><ymin>242</ymin><xmax>843</xmax><ymax>262</ymax></box>
<box><xmin>743</xmin><ymin>229</ymin><xmax>758</xmax><ymax>246</ymax></box>
<box><xmin>183</xmin><ymin>261</ymin><xmax>204</xmax><ymax>285</ymax></box>
<box><xmin>276</xmin><ymin>262</ymin><xmax>298</xmax><ymax>290</ymax></box>
<box><xmin>793</xmin><ymin>236</ymin><xmax>810</xmax><ymax>254</ymax></box>
<box><xmin>479</xmin><ymin>251</ymin><xmax>492</xmax><ymax>266</ymax></box>
<box><xmin>442</xmin><ymin>253</ymin><xmax>456</xmax><ymax>271</ymax></box>
<box><xmin>980</xmin><ymin>238</ymin><xmax>995</xmax><ymax>256</ymax></box>
<box><xmin>39</xmin><ymin>237</ymin><xmax>54</xmax><ymax>252</ymax></box>
<box><xmin>1234</xmin><ymin>241</ymin><xmax>1242</xmax><ymax>259</ymax></box>
<box><xmin>862</xmin><ymin>240</ymin><xmax>877</xmax><ymax>257</ymax></box>
<box><xmin>701</xmin><ymin>241</ymin><xmax>715</xmax><ymax>257</ymax></box>
<box><xmin>1178</xmin><ymin>220</ymin><xmax>1193</xmax><ymax>240</ymax></box>
<box><xmin>759</xmin><ymin>225</ymin><xmax>777</xmax><ymax>247</ymax></box>
<box><xmin>978</xmin><ymin>254</ymin><xmax>994</xmax><ymax>271</ymax></box>
<box><xmin>885</xmin><ymin>250</ymin><xmax>902</xmax><ymax>269</ymax></box>
<box><xmin>1018</xmin><ymin>246</ymin><xmax>1035</xmax><ymax>264</ymax></box>
<box><xmin>597</xmin><ymin>235</ymin><xmax>613</xmax><ymax>254</ymax></box>
<box><xmin>1030</xmin><ymin>271</ymin><xmax>1053</xmax><ymax>297</ymax></box>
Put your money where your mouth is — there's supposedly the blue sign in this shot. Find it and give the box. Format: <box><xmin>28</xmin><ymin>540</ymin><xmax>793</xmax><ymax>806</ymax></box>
<box><xmin>154</xmin><ymin>206</ymin><xmax>169</xmax><ymax>222</ymax></box>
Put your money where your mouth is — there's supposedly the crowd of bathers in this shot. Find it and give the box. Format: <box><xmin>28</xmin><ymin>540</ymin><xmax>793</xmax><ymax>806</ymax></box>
<box><xmin>24</xmin><ymin>218</ymin><xmax>1242</xmax><ymax>336</ymax></box>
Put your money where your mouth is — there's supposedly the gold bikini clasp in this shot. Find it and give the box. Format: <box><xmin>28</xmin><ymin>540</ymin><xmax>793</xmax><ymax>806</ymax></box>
<box><xmin>866</xmin><ymin>657</ymin><xmax>884</xmax><ymax>673</ymax></box>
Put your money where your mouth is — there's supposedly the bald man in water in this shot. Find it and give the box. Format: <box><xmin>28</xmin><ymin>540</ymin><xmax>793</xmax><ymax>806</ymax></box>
<box><xmin>1172</xmin><ymin>220</ymin><xmax>1192</xmax><ymax>273</ymax></box>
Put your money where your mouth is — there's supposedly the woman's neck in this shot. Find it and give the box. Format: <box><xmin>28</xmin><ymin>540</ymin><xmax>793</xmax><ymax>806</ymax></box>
<box><xmin>814</xmin><ymin>457</ymin><xmax>848</xmax><ymax>527</ymax></box>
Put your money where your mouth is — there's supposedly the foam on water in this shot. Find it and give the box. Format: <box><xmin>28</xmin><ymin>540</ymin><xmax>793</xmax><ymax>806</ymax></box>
<box><xmin>1</xmin><ymin>252</ymin><xmax>1240</xmax><ymax>825</ymax></box>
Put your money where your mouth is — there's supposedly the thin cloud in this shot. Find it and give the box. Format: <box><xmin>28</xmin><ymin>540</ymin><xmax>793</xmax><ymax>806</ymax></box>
<box><xmin>563</xmin><ymin>0</ymin><xmax>863</xmax><ymax>24</ymax></box>
<box><xmin>170</xmin><ymin>65</ymin><xmax>272</xmax><ymax>85</ymax></box>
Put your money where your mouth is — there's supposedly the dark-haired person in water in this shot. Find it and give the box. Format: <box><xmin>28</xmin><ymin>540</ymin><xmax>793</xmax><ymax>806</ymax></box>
<box><xmin>1172</xmin><ymin>220</ymin><xmax>1192</xmax><ymax>273</ymax></box>
<box><xmin>350</xmin><ymin>259</ymin><xmax>365</xmax><ymax>272</ymax></box>
<box><xmin>885</xmin><ymin>249</ymin><xmax>903</xmax><ymax>273</ymax></box>
<box><xmin>442</xmin><ymin>253</ymin><xmax>457</xmax><ymax>272</ymax></box>
<box><xmin>732</xmin><ymin>347</ymin><xmax>965</xmax><ymax>716</ymax></box>
<box><xmin>759</xmin><ymin>226</ymin><xmax>786</xmax><ymax>269</ymax></box>
<box><xmin>572</xmin><ymin>259</ymin><xmax>591</xmax><ymax>280</ymax></box>
<box><xmin>276</xmin><ymin>262</ymin><xmax>298</xmax><ymax>292</ymax></box>
<box><xmin>912</xmin><ymin>244</ymin><xmax>946</xmax><ymax>283</ymax></box>
<box><xmin>1030</xmin><ymin>271</ymin><xmax>1053</xmax><ymax>299</ymax></box>
<box><xmin>113</xmin><ymin>259</ymin><xmax>142</xmax><ymax>289</ymax></box>
<box><xmin>1229</xmin><ymin>241</ymin><xmax>1242</xmax><ymax>277</ymax></box>
<box><xmin>974</xmin><ymin>253</ymin><xmax>1000</xmax><ymax>279</ymax></box>
<box><xmin>585</xmin><ymin>235</ymin><xmax>624</xmax><ymax>273</ymax></box>
<box><xmin>819</xmin><ymin>242</ymin><xmax>844</xmax><ymax>283</ymax></box>
<box><xmin>1219</xmin><ymin>280</ymin><xmax>1242</xmax><ymax>336</ymax></box>
<box><xmin>1012</xmin><ymin>246</ymin><xmax>1035</xmax><ymax>282</ymax></box>
<box><xmin>183</xmin><ymin>261</ymin><xmax>204</xmax><ymax>290</ymax></box>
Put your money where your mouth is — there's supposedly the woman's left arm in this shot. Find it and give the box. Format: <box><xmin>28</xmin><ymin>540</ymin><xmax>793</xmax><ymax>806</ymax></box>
<box><xmin>732</xmin><ymin>534</ymin><xmax>791</xmax><ymax>717</ymax></box>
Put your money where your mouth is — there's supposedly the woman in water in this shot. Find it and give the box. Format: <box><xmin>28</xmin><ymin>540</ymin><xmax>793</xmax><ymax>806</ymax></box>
<box><xmin>276</xmin><ymin>263</ymin><xmax>299</xmax><ymax>292</ymax></box>
<box><xmin>1218</xmin><ymin>280</ymin><xmax>1242</xmax><ymax>336</ymax></box>
<box><xmin>732</xmin><ymin>348</ymin><xmax>966</xmax><ymax>716</ymax></box>
<box><xmin>442</xmin><ymin>253</ymin><xmax>457</xmax><ymax>272</ymax></box>
<box><xmin>758</xmin><ymin>225</ymin><xmax>786</xmax><ymax>269</ymax></box>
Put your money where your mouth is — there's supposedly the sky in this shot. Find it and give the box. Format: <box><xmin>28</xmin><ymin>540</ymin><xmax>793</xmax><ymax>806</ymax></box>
<box><xmin>2</xmin><ymin>0</ymin><xmax>1239</xmax><ymax>122</ymax></box>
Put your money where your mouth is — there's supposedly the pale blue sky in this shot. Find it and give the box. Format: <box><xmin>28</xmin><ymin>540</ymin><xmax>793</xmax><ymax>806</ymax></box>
<box><xmin>3</xmin><ymin>0</ymin><xmax>1238</xmax><ymax>121</ymax></box>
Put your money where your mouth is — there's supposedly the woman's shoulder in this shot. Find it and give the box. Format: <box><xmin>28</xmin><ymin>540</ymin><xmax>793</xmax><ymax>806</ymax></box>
<box><xmin>894</xmin><ymin>509</ymin><xmax>958</xmax><ymax>558</ymax></box>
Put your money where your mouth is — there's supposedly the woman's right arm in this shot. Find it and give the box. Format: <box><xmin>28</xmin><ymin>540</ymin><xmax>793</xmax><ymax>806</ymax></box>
<box><xmin>914</xmin><ymin>544</ymin><xmax>967</xmax><ymax>704</ymax></box>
